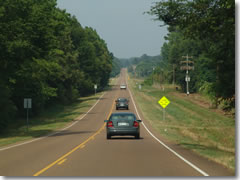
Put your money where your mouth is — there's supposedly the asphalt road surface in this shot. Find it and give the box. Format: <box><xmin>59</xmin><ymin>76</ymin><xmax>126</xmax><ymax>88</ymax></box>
<box><xmin>0</xmin><ymin>69</ymin><xmax>234</xmax><ymax>176</ymax></box>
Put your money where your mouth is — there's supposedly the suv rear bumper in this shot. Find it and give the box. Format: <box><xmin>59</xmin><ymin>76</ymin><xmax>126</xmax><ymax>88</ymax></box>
<box><xmin>116</xmin><ymin>105</ymin><xmax>128</xmax><ymax>109</ymax></box>
<box><xmin>107</xmin><ymin>128</ymin><xmax>139</xmax><ymax>136</ymax></box>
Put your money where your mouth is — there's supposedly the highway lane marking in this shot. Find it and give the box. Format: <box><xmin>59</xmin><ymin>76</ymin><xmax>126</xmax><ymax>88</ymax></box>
<box><xmin>33</xmin><ymin>85</ymin><xmax>119</xmax><ymax>176</ymax></box>
<box><xmin>33</xmin><ymin>125</ymin><xmax>105</xmax><ymax>176</ymax></box>
<box><xmin>126</xmin><ymin>74</ymin><xmax>209</xmax><ymax>177</ymax></box>
<box><xmin>80</xmin><ymin>145</ymin><xmax>85</xmax><ymax>149</ymax></box>
<box><xmin>57</xmin><ymin>159</ymin><xmax>67</xmax><ymax>165</ymax></box>
<box><xmin>0</xmin><ymin>93</ymin><xmax>106</xmax><ymax>152</ymax></box>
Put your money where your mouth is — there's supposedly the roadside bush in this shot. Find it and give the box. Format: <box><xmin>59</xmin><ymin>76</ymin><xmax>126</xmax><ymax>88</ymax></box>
<box><xmin>0</xmin><ymin>82</ymin><xmax>17</xmax><ymax>133</ymax></box>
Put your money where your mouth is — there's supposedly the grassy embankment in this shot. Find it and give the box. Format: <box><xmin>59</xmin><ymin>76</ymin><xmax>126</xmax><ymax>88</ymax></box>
<box><xmin>128</xmin><ymin>75</ymin><xmax>235</xmax><ymax>172</ymax></box>
<box><xmin>0</xmin><ymin>78</ymin><xmax>118</xmax><ymax>148</ymax></box>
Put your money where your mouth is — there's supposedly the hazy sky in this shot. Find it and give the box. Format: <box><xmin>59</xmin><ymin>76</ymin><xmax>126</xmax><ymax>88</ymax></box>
<box><xmin>57</xmin><ymin>0</ymin><xmax>168</xmax><ymax>59</ymax></box>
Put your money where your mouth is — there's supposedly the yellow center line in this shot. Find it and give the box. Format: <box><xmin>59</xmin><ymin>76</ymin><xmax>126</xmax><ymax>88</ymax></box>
<box><xmin>57</xmin><ymin>159</ymin><xmax>67</xmax><ymax>165</ymax></box>
<box><xmin>33</xmin><ymin>126</ymin><xmax>104</xmax><ymax>176</ymax></box>
<box><xmin>80</xmin><ymin>145</ymin><xmax>85</xmax><ymax>149</ymax></box>
<box><xmin>33</xmin><ymin>84</ymin><xmax>119</xmax><ymax>176</ymax></box>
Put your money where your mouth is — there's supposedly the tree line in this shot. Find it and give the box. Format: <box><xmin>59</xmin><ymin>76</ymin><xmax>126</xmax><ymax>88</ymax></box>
<box><xmin>0</xmin><ymin>0</ymin><xmax>113</xmax><ymax>131</ymax></box>
<box><xmin>126</xmin><ymin>0</ymin><xmax>234</xmax><ymax>112</ymax></box>
<box><xmin>147</xmin><ymin>0</ymin><xmax>234</xmax><ymax>111</ymax></box>
<box><xmin>126</xmin><ymin>54</ymin><xmax>160</xmax><ymax>77</ymax></box>
<box><xmin>110</xmin><ymin>57</ymin><xmax>121</xmax><ymax>77</ymax></box>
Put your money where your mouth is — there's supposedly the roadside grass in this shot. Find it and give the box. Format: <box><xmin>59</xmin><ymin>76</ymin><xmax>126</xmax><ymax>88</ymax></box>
<box><xmin>128</xmin><ymin>76</ymin><xmax>235</xmax><ymax>172</ymax></box>
<box><xmin>0</xmin><ymin>88</ymin><xmax>111</xmax><ymax>148</ymax></box>
<box><xmin>0</xmin><ymin>93</ymin><xmax>104</xmax><ymax>148</ymax></box>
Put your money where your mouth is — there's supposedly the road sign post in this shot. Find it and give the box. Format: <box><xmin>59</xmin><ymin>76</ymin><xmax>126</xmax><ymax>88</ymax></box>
<box><xmin>158</xmin><ymin>96</ymin><xmax>170</xmax><ymax>121</ymax></box>
<box><xmin>94</xmin><ymin>84</ymin><xmax>97</xmax><ymax>95</ymax></box>
<box><xmin>24</xmin><ymin>98</ymin><xmax>32</xmax><ymax>132</ymax></box>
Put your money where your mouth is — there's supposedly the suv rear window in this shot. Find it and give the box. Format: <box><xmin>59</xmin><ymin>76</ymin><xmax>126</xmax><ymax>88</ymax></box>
<box><xmin>118</xmin><ymin>98</ymin><xmax>127</xmax><ymax>102</ymax></box>
<box><xmin>110</xmin><ymin>114</ymin><xmax>136</xmax><ymax>121</ymax></box>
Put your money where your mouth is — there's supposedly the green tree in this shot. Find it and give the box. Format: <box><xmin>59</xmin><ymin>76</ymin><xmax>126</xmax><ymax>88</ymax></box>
<box><xmin>0</xmin><ymin>0</ymin><xmax>113</xmax><ymax>131</ymax></box>
<box><xmin>149</xmin><ymin>0</ymin><xmax>235</xmax><ymax>107</ymax></box>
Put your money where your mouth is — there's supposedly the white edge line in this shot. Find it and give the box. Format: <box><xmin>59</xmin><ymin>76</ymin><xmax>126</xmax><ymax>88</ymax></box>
<box><xmin>126</xmin><ymin>76</ymin><xmax>209</xmax><ymax>177</ymax></box>
<box><xmin>0</xmin><ymin>93</ymin><xmax>106</xmax><ymax>151</ymax></box>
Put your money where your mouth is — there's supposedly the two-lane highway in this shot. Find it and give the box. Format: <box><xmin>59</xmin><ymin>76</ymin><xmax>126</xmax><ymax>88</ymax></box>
<box><xmin>0</xmin><ymin>69</ymin><xmax>233</xmax><ymax>176</ymax></box>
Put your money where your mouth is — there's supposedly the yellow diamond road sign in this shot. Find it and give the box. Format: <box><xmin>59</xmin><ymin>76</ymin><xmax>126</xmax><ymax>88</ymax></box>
<box><xmin>158</xmin><ymin>96</ymin><xmax>170</xmax><ymax>108</ymax></box>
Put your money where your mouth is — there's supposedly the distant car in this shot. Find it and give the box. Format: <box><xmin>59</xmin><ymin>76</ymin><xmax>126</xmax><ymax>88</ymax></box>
<box><xmin>104</xmin><ymin>112</ymin><xmax>142</xmax><ymax>139</ymax></box>
<box><xmin>115</xmin><ymin>97</ymin><xmax>129</xmax><ymax>110</ymax></box>
<box><xmin>120</xmin><ymin>84</ymin><xmax>127</xmax><ymax>90</ymax></box>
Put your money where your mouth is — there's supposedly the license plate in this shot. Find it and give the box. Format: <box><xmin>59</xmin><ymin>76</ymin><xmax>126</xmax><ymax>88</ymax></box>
<box><xmin>118</xmin><ymin>122</ymin><xmax>129</xmax><ymax>126</ymax></box>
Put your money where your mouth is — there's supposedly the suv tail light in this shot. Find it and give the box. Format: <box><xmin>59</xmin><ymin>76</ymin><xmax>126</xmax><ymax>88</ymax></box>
<box><xmin>133</xmin><ymin>121</ymin><xmax>139</xmax><ymax>127</ymax></box>
<box><xmin>107</xmin><ymin>121</ymin><xmax>113</xmax><ymax>127</ymax></box>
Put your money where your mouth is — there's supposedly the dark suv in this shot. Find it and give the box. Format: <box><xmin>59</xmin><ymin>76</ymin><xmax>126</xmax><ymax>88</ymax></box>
<box><xmin>115</xmin><ymin>98</ymin><xmax>129</xmax><ymax>110</ymax></box>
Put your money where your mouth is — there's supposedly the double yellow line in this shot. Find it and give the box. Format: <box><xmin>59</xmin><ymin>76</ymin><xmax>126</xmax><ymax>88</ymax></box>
<box><xmin>33</xmin><ymin>92</ymin><xmax>117</xmax><ymax>176</ymax></box>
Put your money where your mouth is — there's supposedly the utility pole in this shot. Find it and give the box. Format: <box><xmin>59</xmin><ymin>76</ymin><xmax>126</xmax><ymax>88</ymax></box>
<box><xmin>172</xmin><ymin>64</ymin><xmax>176</xmax><ymax>86</ymax></box>
<box><xmin>180</xmin><ymin>54</ymin><xmax>194</xmax><ymax>96</ymax></box>
<box><xmin>152</xmin><ymin>67</ymin><xmax>155</xmax><ymax>85</ymax></box>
